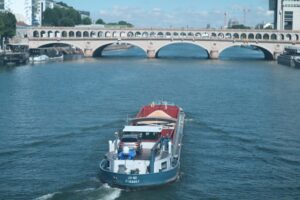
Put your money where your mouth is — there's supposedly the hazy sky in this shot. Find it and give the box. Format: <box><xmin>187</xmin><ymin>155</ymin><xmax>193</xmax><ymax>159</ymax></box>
<box><xmin>62</xmin><ymin>0</ymin><xmax>273</xmax><ymax>28</ymax></box>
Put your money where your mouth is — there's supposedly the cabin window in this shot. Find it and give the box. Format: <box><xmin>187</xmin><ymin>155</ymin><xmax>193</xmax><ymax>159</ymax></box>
<box><xmin>141</xmin><ymin>132</ymin><xmax>160</xmax><ymax>140</ymax></box>
<box><xmin>161</xmin><ymin>161</ymin><xmax>167</xmax><ymax>170</ymax></box>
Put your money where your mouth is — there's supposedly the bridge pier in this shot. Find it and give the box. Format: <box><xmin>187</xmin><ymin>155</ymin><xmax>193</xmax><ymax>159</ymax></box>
<box><xmin>84</xmin><ymin>49</ymin><xmax>93</xmax><ymax>57</ymax></box>
<box><xmin>209</xmin><ymin>50</ymin><xmax>219</xmax><ymax>59</ymax></box>
<box><xmin>147</xmin><ymin>49</ymin><xmax>156</xmax><ymax>59</ymax></box>
<box><xmin>273</xmin><ymin>51</ymin><xmax>282</xmax><ymax>60</ymax></box>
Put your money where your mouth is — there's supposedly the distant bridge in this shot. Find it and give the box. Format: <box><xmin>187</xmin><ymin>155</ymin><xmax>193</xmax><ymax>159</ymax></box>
<box><xmin>27</xmin><ymin>27</ymin><xmax>300</xmax><ymax>60</ymax></box>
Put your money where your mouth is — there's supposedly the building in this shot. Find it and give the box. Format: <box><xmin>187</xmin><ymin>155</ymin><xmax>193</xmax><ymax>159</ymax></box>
<box><xmin>1</xmin><ymin>0</ymin><xmax>54</xmax><ymax>26</ymax></box>
<box><xmin>78</xmin><ymin>10</ymin><xmax>90</xmax><ymax>20</ymax></box>
<box><xmin>269</xmin><ymin>0</ymin><xmax>300</xmax><ymax>30</ymax></box>
<box><xmin>228</xmin><ymin>18</ymin><xmax>239</xmax><ymax>28</ymax></box>
<box><xmin>0</xmin><ymin>0</ymin><xmax>5</xmax><ymax>11</ymax></box>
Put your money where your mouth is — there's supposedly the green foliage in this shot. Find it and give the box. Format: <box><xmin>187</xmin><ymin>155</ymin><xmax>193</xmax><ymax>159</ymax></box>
<box><xmin>229</xmin><ymin>24</ymin><xmax>251</xmax><ymax>29</ymax></box>
<box><xmin>106</xmin><ymin>20</ymin><xmax>134</xmax><ymax>27</ymax></box>
<box><xmin>58</xmin><ymin>18</ymin><xmax>75</xmax><ymax>26</ymax></box>
<box><xmin>95</xmin><ymin>18</ymin><xmax>105</xmax><ymax>24</ymax></box>
<box><xmin>0</xmin><ymin>11</ymin><xmax>16</xmax><ymax>38</ymax></box>
<box><xmin>42</xmin><ymin>6</ymin><xmax>81</xmax><ymax>26</ymax></box>
<box><xmin>81</xmin><ymin>17</ymin><xmax>92</xmax><ymax>25</ymax></box>
<box><xmin>0</xmin><ymin>18</ymin><xmax>4</xmax><ymax>36</ymax></box>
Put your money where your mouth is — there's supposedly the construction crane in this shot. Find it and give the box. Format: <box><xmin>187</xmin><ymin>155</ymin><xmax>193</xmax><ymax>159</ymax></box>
<box><xmin>243</xmin><ymin>8</ymin><xmax>250</xmax><ymax>25</ymax></box>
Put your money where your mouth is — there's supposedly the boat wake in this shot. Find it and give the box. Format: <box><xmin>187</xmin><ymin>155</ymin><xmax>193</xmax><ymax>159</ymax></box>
<box><xmin>34</xmin><ymin>183</ymin><xmax>122</xmax><ymax>200</ymax></box>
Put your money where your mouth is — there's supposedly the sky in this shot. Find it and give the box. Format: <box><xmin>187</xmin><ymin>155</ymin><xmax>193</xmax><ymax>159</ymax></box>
<box><xmin>62</xmin><ymin>0</ymin><xmax>273</xmax><ymax>28</ymax></box>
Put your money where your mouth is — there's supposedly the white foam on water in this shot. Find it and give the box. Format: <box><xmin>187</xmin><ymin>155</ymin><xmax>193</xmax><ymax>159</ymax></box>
<box><xmin>96</xmin><ymin>184</ymin><xmax>122</xmax><ymax>200</ymax></box>
<box><xmin>101</xmin><ymin>189</ymin><xmax>121</xmax><ymax>200</ymax></box>
<box><xmin>102</xmin><ymin>183</ymin><xmax>111</xmax><ymax>189</ymax></box>
<box><xmin>74</xmin><ymin>187</ymin><xmax>96</xmax><ymax>193</ymax></box>
<box><xmin>34</xmin><ymin>192</ymin><xmax>60</xmax><ymax>200</ymax></box>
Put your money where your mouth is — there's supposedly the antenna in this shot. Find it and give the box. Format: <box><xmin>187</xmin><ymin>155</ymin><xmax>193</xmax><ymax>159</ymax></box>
<box><xmin>224</xmin><ymin>12</ymin><xmax>227</xmax><ymax>28</ymax></box>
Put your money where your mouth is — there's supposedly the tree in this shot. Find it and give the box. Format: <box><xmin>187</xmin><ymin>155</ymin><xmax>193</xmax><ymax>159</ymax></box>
<box><xmin>43</xmin><ymin>7</ymin><xmax>61</xmax><ymax>26</ymax></box>
<box><xmin>118</xmin><ymin>20</ymin><xmax>133</xmax><ymax>27</ymax></box>
<box><xmin>229</xmin><ymin>24</ymin><xmax>250</xmax><ymax>29</ymax></box>
<box><xmin>0</xmin><ymin>18</ymin><xmax>4</xmax><ymax>36</ymax></box>
<box><xmin>81</xmin><ymin>17</ymin><xmax>92</xmax><ymax>25</ymax></box>
<box><xmin>106</xmin><ymin>20</ymin><xmax>134</xmax><ymax>27</ymax></box>
<box><xmin>42</xmin><ymin>4</ymin><xmax>81</xmax><ymax>26</ymax></box>
<box><xmin>95</xmin><ymin>18</ymin><xmax>105</xmax><ymax>24</ymax></box>
<box><xmin>0</xmin><ymin>12</ymin><xmax>16</xmax><ymax>48</ymax></box>
<box><xmin>2</xmin><ymin>12</ymin><xmax>16</xmax><ymax>37</ymax></box>
<box><xmin>59</xmin><ymin>18</ymin><xmax>75</xmax><ymax>26</ymax></box>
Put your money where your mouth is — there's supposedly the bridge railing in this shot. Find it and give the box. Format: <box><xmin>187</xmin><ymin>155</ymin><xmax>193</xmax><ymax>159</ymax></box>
<box><xmin>28</xmin><ymin>28</ymin><xmax>300</xmax><ymax>42</ymax></box>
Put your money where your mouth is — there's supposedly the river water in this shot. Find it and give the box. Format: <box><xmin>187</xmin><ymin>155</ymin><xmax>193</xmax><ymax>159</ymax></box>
<box><xmin>0</xmin><ymin>45</ymin><xmax>300</xmax><ymax>200</ymax></box>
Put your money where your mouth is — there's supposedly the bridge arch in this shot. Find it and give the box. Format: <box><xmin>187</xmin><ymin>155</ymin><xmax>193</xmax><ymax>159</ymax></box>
<box><xmin>248</xmin><ymin>33</ymin><xmax>254</xmax><ymax>40</ymax></box>
<box><xmin>83</xmin><ymin>31</ymin><xmax>89</xmax><ymax>38</ymax></box>
<box><xmin>157</xmin><ymin>32</ymin><xmax>164</xmax><ymax>37</ymax></box>
<box><xmin>54</xmin><ymin>31</ymin><xmax>60</xmax><ymax>38</ymax></box>
<box><xmin>211</xmin><ymin>33</ymin><xmax>217</xmax><ymax>38</ymax></box>
<box><xmin>219</xmin><ymin>44</ymin><xmax>274</xmax><ymax>60</ymax></box>
<box><xmin>241</xmin><ymin>33</ymin><xmax>247</xmax><ymax>39</ymax></box>
<box><xmin>142</xmin><ymin>32</ymin><xmax>148</xmax><ymax>38</ymax></box>
<box><xmin>69</xmin><ymin>31</ymin><xmax>74</xmax><ymax>37</ymax></box>
<box><xmin>105</xmin><ymin>31</ymin><xmax>111</xmax><ymax>37</ymax></box>
<box><xmin>62</xmin><ymin>31</ymin><xmax>67</xmax><ymax>38</ymax></box>
<box><xmin>41</xmin><ymin>31</ymin><xmax>46</xmax><ymax>38</ymax></box>
<box><xmin>76</xmin><ymin>31</ymin><xmax>82</xmax><ymax>38</ymax></box>
<box><xmin>218</xmin><ymin>33</ymin><xmax>224</xmax><ymax>39</ymax></box>
<box><xmin>135</xmin><ymin>31</ymin><xmax>141</xmax><ymax>37</ymax></box>
<box><xmin>271</xmin><ymin>33</ymin><xmax>277</xmax><ymax>40</ymax></box>
<box><xmin>173</xmin><ymin>32</ymin><xmax>179</xmax><ymax>37</ymax></box>
<box><xmin>98</xmin><ymin>31</ymin><xmax>103</xmax><ymax>37</ymax></box>
<box><xmin>296</xmin><ymin>34</ymin><xmax>299</xmax><ymax>41</ymax></box>
<box><xmin>111</xmin><ymin>31</ymin><xmax>117</xmax><ymax>38</ymax></box>
<box><xmin>225</xmin><ymin>33</ymin><xmax>232</xmax><ymax>39</ymax></box>
<box><xmin>91</xmin><ymin>31</ymin><xmax>96</xmax><ymax>38</ymax></box>
<box><xmin>127</xmin><ymin>32</ymin><xmax>134</xmax><ymax>37</ymax></box>
<box><xmin>92</xmin><ymin>41</ymin><xmax>147</xmax><ymax>57</ymax></box>
<box><xmin>155</xmin><ymin>41</ymin><xmax>210</xmax><ymax>58</ymax></box>
<box><xmin>35</xmin><ymin>42</ymin><xmax>84</xmax><ymax>56</ymax></box>
<box><xmin>120</xmin><ymin>31</ymin><xmax>126</xmax><ymax>38</ymax></box>
<box><xmin>47</xmin><ymin>31</ymin><xmax>53</xmax><ymax>38</ymax></box>
<box><xmin>279</xmin><ymin>34</ymin><xmax>284</xmax><ymax>40</ymax></box>
<box><xmin>150</xmin><ymin>32</ymin><xmax>156</xmax><ymax>37</ymax></box>
<box><xmin>256</xmin><ymin>33</ymin><xmax>262</xmax><ymax>40</ymax></box>
<box><xmin>233</xmin><ymin>33</ymin><xmax>239</xmax><ymax>39</ymax></box>
<box><xmin>263</xmin><ymin>33</ymin><xmax>270</xmax><ymax>40</ymax></box>
<box><xmin>286</xmin><ymin>34</ymin><xmax>292</xmax><ymax>41</ymax></box>
<box><xmin>33</xmin><ymin>30</ymin><xmax>39</xmax><ymax>37</ymax></box>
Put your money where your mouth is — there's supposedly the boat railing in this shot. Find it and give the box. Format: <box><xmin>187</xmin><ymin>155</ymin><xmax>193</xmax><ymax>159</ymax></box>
<box><xmin>149</xmin><ymin>137</ymin><xmax>170</xmax><ymax>173</ymax></box>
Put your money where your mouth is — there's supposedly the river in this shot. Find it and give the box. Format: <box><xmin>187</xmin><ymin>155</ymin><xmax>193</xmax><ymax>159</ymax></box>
<box><xmin>0</xmin><ymin>44</ymin><xmax>300</xmax><ymax>200</ymax></box>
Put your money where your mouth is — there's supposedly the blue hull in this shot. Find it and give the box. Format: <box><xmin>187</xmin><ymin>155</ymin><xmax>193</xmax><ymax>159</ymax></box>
<box><xmin>99</xmin><ymin>160</ymin><xmax>179</xmax><ymax>189</ymax></box>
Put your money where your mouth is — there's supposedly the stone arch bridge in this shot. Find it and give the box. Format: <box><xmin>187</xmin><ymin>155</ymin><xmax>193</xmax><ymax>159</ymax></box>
<box><xmin>27</xmin><ymin>27</ymin><xmax>300</xmax><ymax>60</ymax></box>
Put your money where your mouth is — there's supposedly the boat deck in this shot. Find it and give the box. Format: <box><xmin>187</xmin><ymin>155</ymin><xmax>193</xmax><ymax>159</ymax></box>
<box><xmin>107</xmin><ymin>149</ymin><xmax>171</xmax><ymax>161</ymax></box>
<box><xmin>107</xmin><ymin>149</ymin><xmax>152</xmax><ymax>161</ymax></box>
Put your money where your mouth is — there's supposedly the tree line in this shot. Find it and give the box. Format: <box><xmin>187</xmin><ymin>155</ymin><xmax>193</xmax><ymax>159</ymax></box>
<box><xmin>43</xmin><ymin>2</ymin><xmax>133</xmax><ymax>27</ymax></box>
